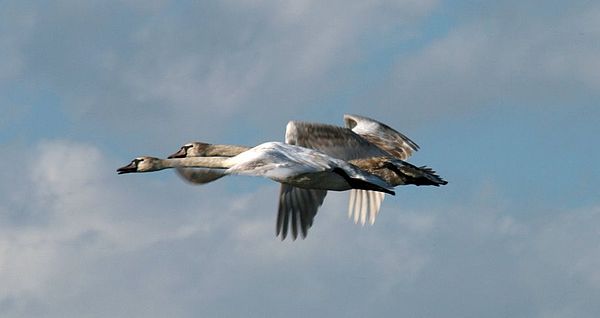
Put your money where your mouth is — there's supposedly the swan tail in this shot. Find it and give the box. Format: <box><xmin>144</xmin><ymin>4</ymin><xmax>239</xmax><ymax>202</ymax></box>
<box><xmin>385</xmin><ymin>161</ymin><xmax>448</xmax><ymax>186</ymax></box>
<box><xmin>413</xmin><ymin>166</ymin><xmax>448</xmax><ymax>186</ymax></box>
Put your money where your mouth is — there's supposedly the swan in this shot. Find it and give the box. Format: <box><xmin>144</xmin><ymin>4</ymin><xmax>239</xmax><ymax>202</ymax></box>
<box><xmin>168</xmin><ymin>142</ymin><xmax>446</xmax><ymax>238</ymax></box>
<box><xmin>169</xmin><ymin>142</ymin><xmax>249</xmax><ymax>158</ymax></box>
<box><xmin>169</xmin><ymin>143</ymin><xmax>250</xmax><ymax>185</ymax></box>
<box><xmin>118</xmin><ymin>141</ymin><xmax>396</xmax><ymax>196</ymax></box>
<box><xmin>168</xmin><ymin>114</ymin><xmax>427</xmax><ymax>239</ymax></box>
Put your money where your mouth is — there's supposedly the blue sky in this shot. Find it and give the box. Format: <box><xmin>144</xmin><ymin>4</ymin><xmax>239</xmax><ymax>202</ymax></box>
<box><xmin>2</xmin><ymin>0</ymin><xmax>600</xmax><ymax>317</ymax></box>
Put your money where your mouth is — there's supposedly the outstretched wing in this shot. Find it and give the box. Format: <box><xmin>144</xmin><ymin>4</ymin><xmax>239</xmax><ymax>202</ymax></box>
<box><xmin>342</xmin><ymin>114</ymin><xmax>420</xmax><ymax>225</ymax></box>
<box><xmin>276</xmin><ymin>120</ymin><xmax>395</xmax><ymax>238</ymax></box>
<box><xmin>344</xmin><ymin>114</ymin><xmax>419</xmax><ymax>160</ymax></box>
<box><xmin>276</xmin><ymin>185</ymin><xmax>327</xmax><ymax>240</ymax></box>
<box><xmin>348</xmin><ymin>190</ymin><xmax>386</xmax><ymax>225</ymax></box>
<box><xmin>285</xmin><ymin>121</ymin><xmax>387</xmax><ymax>159</ymax></box>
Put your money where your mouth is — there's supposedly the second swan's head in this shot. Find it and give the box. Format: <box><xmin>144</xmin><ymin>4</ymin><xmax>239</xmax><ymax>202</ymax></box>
<box><xmin>168</xmin><ymin>142</ymin><xmax>211</xmax><ymax>158</ymax></box>
<box><xmin>117</xmin><ymin>156</ymin><xmax>162</xmax><ymax>174</ymax></box>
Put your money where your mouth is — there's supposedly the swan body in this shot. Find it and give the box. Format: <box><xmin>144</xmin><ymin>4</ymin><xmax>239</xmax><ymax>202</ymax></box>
<box><xmin>118</xmin><ymin>141</ymin><xmax>395</xmax><ymax>195</ymax></box>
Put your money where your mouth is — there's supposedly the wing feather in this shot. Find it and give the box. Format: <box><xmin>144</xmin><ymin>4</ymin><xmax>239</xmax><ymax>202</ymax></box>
<box><xmin>344</xmin><ymin>114</ymin><xmax>419</xmax><ymax>160</ymax></box>
<box><xmin>285</xmin><ymin>121</ymin><xmax>386</xmax><ymax>160</ymax></box>
<box><xmin>276</xmin><ymin>184</ymin><xmax>326</xmax><ymax>240</ymax></box>
<box><xmin>285</xmin><ymin>120</ymin><xmax>401</xmax><ymax>227</ymax></box>
<box><xmin>353</xmin><ymin>190</ymin><xmax>361</xmax><ymax>224</ymax></box>
<box><xmin>297</xmin><ymin>188</ymin><xmax>309</xmax><ymax>237</ymax></box>
<box><xmin>276</xmin><ymin>190</ymin><xmax>286</xmax><ymax>238</ymax></box>
<box><xmin>368</xmin><ymin>191</ymin><xmax>377</xmax><ymax>225</ymax></box>
<box><xmin>281</xmin><ymin>117</ymin><xmax>410</xmax><ymax>233</ymax></box>
<box><xmin>290</xmin><ymin>189</ymin><xmax>299</xmax><ymax>240</ymax></box>
<box><xmin>360</xmin><ymin>192</ymin><xmax>366</xmax><ymax>224</ymax></box>
<box><xmin>348</xmin><ymin>189</ymin><xmax>386</xmax><ymax>225</ymax></box>
<box><xmin>348</xmin><ymin>189</ymin><xmax>357</xmax><ymax>219</ymax></box>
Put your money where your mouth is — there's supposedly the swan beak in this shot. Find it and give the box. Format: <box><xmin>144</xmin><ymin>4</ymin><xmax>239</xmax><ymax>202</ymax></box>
<box><xmin>168</xmin><ymin>147</ymin><xmax>187</xmax><ymax>159</ymax></box>
<box><xmin>117</xmin><ymin>162</ymin><xmax>138</xmax><ymax>174</ymax></box>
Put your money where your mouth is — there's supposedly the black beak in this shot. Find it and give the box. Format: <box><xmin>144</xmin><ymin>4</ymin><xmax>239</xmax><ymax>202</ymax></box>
<box><xmin>168</xmin><ymin>147</ymin><xmax>187</xmax><ymax>159</ymax></box>
<box><xmin>117</xmin><ymin>162</ymin><xmax>138</xmax><ymax>174</ymax></box>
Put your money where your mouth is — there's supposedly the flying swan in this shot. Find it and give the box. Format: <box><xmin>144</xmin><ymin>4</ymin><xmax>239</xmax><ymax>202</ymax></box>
<box><xmin>168</xmin><ymin>114</ymin><xmax>437</xmax><ymax>239</ymax></box>
<box><xmin>118</xmin><ymin>141</ymin><xmax>396</xmax><ymax>196</ymax></box>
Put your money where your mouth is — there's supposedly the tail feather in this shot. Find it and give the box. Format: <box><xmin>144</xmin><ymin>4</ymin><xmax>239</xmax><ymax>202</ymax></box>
<box><xmin>414</xmin><ymin>166</ymin><xmax>448</xmax><ymax>186</ymax></box>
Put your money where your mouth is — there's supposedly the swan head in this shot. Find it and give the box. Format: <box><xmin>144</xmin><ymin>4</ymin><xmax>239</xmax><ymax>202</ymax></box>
<box><xmin>168</xmin><ymin>142</ymin><xmax>214</xmax><ymax>158</ymax></box>
<box><xmin>117</xmin><ymin>156</ymin><xmax>162</xmax><ymax>174</ymax></box>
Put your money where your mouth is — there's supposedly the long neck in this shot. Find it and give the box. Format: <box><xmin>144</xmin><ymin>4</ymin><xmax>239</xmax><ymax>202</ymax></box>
<box><xmin>206</xmin><ymin>145</ymin><xmax>250</xmax><ymax>157</ymax></box>
<box><xmin>160</xmin><ymin>157</ymin><xmax>234</xmax><ymax>169</ymax></box>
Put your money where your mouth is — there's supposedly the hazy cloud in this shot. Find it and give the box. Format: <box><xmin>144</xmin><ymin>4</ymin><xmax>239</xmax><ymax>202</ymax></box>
<box><xmin>1</xmin><ymin>139</ymin><xmax>599</xmax><ymax>317</ymax></box>
<box><xmin>373</xmin><ymin>0</ymin><xmax>600</xmax><ymax>123</ymax></box>
<box><xmin>0</xmin><ymin>139</ymin><xmax>433</xmax><ymax>317</ymax></box>
<box><xmin>4</xmin><ymin>0</ymin><xmax>440</xmax><ymax>151</ymax></box>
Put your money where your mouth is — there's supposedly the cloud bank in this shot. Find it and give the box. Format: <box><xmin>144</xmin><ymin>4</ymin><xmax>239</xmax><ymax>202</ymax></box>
<box><xmin>1</xmin><ymin>139</ymin><xmax>599</xmax><ymax>317</ymax></box>
<box><xmin>1</xmin><ymin>0</ymin><xmax>599</xmax><ymax>317</ymax></box>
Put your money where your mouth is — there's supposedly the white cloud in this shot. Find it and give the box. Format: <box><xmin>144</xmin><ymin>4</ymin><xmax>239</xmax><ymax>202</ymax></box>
<box><xmin>1</xmin><ymin>138</ymin><xmax>599</xmax><ymax>317</ymax></box>
<box><xmin>530</xmin><ymin>206</ymin><xmax>600</xmax><ymax>289</ymax></box>
<box><xmin>0</xmin><ymin>0</ymin><xmax>441</xmax><ymax>152</ymax></box>
<box><xmin>0</xmin><ymin>140</ymin><xmax>212</xmax><ymax>300</ymax></box>
<box><xmin>0</xmin><ymin>139</ymin><xmax>436</xmax><ymax>317</ymax></box>
<box><xmin>374</xmin><ymin>1</ymin><xmax>600</xmax><ymax>123</ymax></box>
<box><xmin>0</xmin><ymin>2</ymin><xmax>34</xmax><ymax>82</ymax></box>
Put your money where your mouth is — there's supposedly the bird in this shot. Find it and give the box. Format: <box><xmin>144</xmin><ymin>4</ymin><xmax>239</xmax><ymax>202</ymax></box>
<box><xmin>118</xmin><ymin>141</ymin><xmax>396</xmax><ymax>195</ymax></box>
<box><xmin>169</xmin><ymin>142</ymin><xmax>250</xmax><ymax>185</ymax></box>
<box><xmin>167</xmin><ymin>142</ymin><xmax>446</xmax><ymax>238</ymax></box>
<box><xmin>168</xmin><ymin>114</ymin><xmax>424</xmax><ymax>239</ymax></box>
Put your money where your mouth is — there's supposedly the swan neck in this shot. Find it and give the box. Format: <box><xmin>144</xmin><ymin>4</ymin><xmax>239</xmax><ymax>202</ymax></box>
<box><xmin>207</xmin><ymin>145</ymin><xmax>250</xmax><ymax>157</ymax></box>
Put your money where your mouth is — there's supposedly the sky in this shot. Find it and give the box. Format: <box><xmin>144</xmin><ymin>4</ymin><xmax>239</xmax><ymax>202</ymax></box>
<box><xmin>1</xmin><ymin>0</ymin><xmax>600</xmax><ymax>317</ymax></box>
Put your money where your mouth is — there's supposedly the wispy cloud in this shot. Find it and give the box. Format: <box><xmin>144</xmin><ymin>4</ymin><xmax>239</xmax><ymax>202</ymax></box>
<box><xmin>371</xmin><ymin>1</ymin><xmax>600</xmax><ymax>124</ymax></box>
<box><xmin>1</xmin><ymin>139</ymin><xmax>599</xmax><ymax>317</ymax></box>
<box><xmin>0</xmin><ymin>139</ymin><xmax>433</xmax><ymax>316</ymax></box>
<box><xmin>3</xmin><ymin>0</ymin><xmax>440</xmax><ymax>150</ymax></box>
